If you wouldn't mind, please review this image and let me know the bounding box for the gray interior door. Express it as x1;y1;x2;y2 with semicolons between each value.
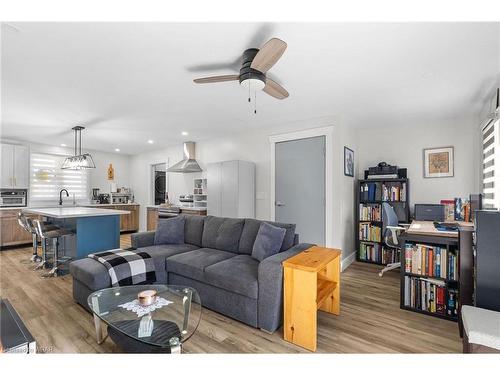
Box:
275;136;325;245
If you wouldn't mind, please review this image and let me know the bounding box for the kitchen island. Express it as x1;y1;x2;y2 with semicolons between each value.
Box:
22;206;129;259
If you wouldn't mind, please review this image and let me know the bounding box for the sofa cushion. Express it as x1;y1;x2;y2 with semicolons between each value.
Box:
140;244;199;271
167;248;236;282
201;216;245;253
184;215;205;247
154;216;185;245
239;219;296;255
251;222;286;262
204;255;259;299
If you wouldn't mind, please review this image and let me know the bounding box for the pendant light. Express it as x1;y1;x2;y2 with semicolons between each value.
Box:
61;126;96;169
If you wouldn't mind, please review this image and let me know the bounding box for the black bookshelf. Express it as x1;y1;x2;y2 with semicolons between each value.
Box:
399;234;460;322
356;177;410;265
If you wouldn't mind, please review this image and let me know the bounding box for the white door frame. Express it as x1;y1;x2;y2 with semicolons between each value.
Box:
269;126;334;247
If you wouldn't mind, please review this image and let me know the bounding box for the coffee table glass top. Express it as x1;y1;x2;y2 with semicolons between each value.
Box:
88;285;201;348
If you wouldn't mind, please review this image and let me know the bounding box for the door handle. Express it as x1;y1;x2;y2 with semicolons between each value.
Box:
275;201;285;207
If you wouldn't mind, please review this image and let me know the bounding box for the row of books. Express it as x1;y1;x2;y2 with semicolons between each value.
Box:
441;198;473;222
359;182;381;202
404;244;458;280
359;223;381;242
381;183;406;202
359;204;381;221
359;242;400;264
403;276;458;317
359;181;407;202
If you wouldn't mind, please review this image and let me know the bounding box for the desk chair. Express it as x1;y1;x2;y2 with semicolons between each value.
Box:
379;202;409;277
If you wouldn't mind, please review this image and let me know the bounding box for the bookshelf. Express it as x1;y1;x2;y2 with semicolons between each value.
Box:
356;178;410;265
193;178;207;209
399;234;460;322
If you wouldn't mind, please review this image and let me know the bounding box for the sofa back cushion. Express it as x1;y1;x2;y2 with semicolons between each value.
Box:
154;215;185;245
201;216;245;253
251;222;286;262
238;218;296;255
183;215;205;247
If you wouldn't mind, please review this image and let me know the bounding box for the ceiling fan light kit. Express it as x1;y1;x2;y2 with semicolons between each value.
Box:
61;126;96;169
193;38;289;106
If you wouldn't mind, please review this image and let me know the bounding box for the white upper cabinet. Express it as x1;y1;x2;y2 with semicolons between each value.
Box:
0;143;29;189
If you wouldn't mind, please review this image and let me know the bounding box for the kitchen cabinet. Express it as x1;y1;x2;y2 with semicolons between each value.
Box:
0;209;39;247
147;207;158;231
207;160;255;218
0;143;29;189
85;204;139;232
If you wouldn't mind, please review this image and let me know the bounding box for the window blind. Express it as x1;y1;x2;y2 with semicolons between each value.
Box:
30;152;89;201
482;119;499;208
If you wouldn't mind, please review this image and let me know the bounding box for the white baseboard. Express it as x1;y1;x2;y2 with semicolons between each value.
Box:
341;251;356;272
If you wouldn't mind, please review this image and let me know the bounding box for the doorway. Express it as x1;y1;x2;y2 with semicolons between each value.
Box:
152;163;166;205
274;136;326;245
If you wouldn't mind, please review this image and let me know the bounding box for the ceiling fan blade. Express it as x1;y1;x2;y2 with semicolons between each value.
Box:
250;38;287;73
263;78;289;100
193;75;239;84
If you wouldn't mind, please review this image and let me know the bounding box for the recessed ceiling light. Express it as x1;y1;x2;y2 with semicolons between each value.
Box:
115;148;120;152
60;143;67;147
147;140;154;144
181;131;189;136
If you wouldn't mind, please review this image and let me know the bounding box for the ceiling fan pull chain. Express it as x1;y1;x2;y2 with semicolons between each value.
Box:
254;91;257;114
248;81;251;102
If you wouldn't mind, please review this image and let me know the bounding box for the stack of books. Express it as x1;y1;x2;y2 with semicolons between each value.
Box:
359;204;381;221
403;276;458;318
359;223;381;242
359;182;380;201
359;243;399;264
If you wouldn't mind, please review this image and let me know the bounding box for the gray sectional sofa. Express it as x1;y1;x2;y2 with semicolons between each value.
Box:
70;215;312;333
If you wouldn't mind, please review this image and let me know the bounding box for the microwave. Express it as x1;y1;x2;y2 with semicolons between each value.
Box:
0;189;27;207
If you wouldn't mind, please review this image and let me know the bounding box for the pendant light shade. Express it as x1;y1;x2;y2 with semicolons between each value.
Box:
61;126;96;169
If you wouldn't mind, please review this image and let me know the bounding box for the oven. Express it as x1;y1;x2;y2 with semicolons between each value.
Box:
0;189;27;207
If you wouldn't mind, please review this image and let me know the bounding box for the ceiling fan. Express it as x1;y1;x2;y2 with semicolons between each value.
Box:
193;38;289;100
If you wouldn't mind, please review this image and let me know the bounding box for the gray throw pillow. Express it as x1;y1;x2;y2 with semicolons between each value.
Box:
251;222;286;262
154;215;185;245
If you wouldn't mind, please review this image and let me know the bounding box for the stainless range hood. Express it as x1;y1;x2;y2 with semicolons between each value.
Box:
167;141;202;173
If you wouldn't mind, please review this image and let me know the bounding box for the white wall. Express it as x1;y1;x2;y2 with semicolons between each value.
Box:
356;117;479;210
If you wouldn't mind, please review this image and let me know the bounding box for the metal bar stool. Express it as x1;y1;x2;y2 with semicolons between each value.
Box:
32;219;74;278
17;212;42;264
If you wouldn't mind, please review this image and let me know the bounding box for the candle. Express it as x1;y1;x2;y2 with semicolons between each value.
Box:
138;290;157;306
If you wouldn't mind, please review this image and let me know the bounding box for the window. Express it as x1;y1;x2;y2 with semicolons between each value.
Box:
482;119;499;209
30;152;89;202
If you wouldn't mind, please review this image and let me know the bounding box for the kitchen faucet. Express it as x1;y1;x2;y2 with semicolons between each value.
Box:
59;189;69;205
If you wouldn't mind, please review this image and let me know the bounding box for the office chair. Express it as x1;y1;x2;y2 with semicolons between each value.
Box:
379;202;410;277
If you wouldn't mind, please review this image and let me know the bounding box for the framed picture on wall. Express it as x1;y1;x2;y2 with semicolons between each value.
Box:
344;146;354;177
423;146;454;178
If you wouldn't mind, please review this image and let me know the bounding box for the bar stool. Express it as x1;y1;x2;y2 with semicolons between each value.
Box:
32;219;74;278
17;212;41;264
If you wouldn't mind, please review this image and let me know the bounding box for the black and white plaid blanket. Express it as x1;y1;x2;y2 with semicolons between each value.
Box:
88;248;156;287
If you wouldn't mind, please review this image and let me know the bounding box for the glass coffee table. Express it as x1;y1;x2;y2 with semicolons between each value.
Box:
87;285;201;353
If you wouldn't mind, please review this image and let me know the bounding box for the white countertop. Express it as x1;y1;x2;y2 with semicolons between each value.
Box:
23;206;130;219
147;205;207;212
84;203;139;207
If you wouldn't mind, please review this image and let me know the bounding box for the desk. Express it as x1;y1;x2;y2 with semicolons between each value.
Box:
407;220;474;238
401;220;474;328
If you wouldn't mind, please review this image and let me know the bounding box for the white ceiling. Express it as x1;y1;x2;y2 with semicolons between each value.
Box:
1;22;499;154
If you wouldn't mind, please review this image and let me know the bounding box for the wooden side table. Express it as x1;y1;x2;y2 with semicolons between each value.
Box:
283;246;341;351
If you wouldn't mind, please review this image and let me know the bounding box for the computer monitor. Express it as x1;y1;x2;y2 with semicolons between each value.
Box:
414;204;445;222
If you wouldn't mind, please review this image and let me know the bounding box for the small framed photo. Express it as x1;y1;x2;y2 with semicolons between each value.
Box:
344;146;354;177
423;146;454;178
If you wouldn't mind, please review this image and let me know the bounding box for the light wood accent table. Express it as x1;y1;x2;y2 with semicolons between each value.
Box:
283;246;341;352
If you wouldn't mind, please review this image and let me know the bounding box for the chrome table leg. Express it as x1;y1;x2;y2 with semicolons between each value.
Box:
169;337;182;354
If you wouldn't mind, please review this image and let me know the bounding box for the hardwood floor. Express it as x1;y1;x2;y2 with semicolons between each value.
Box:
0;235;461;353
